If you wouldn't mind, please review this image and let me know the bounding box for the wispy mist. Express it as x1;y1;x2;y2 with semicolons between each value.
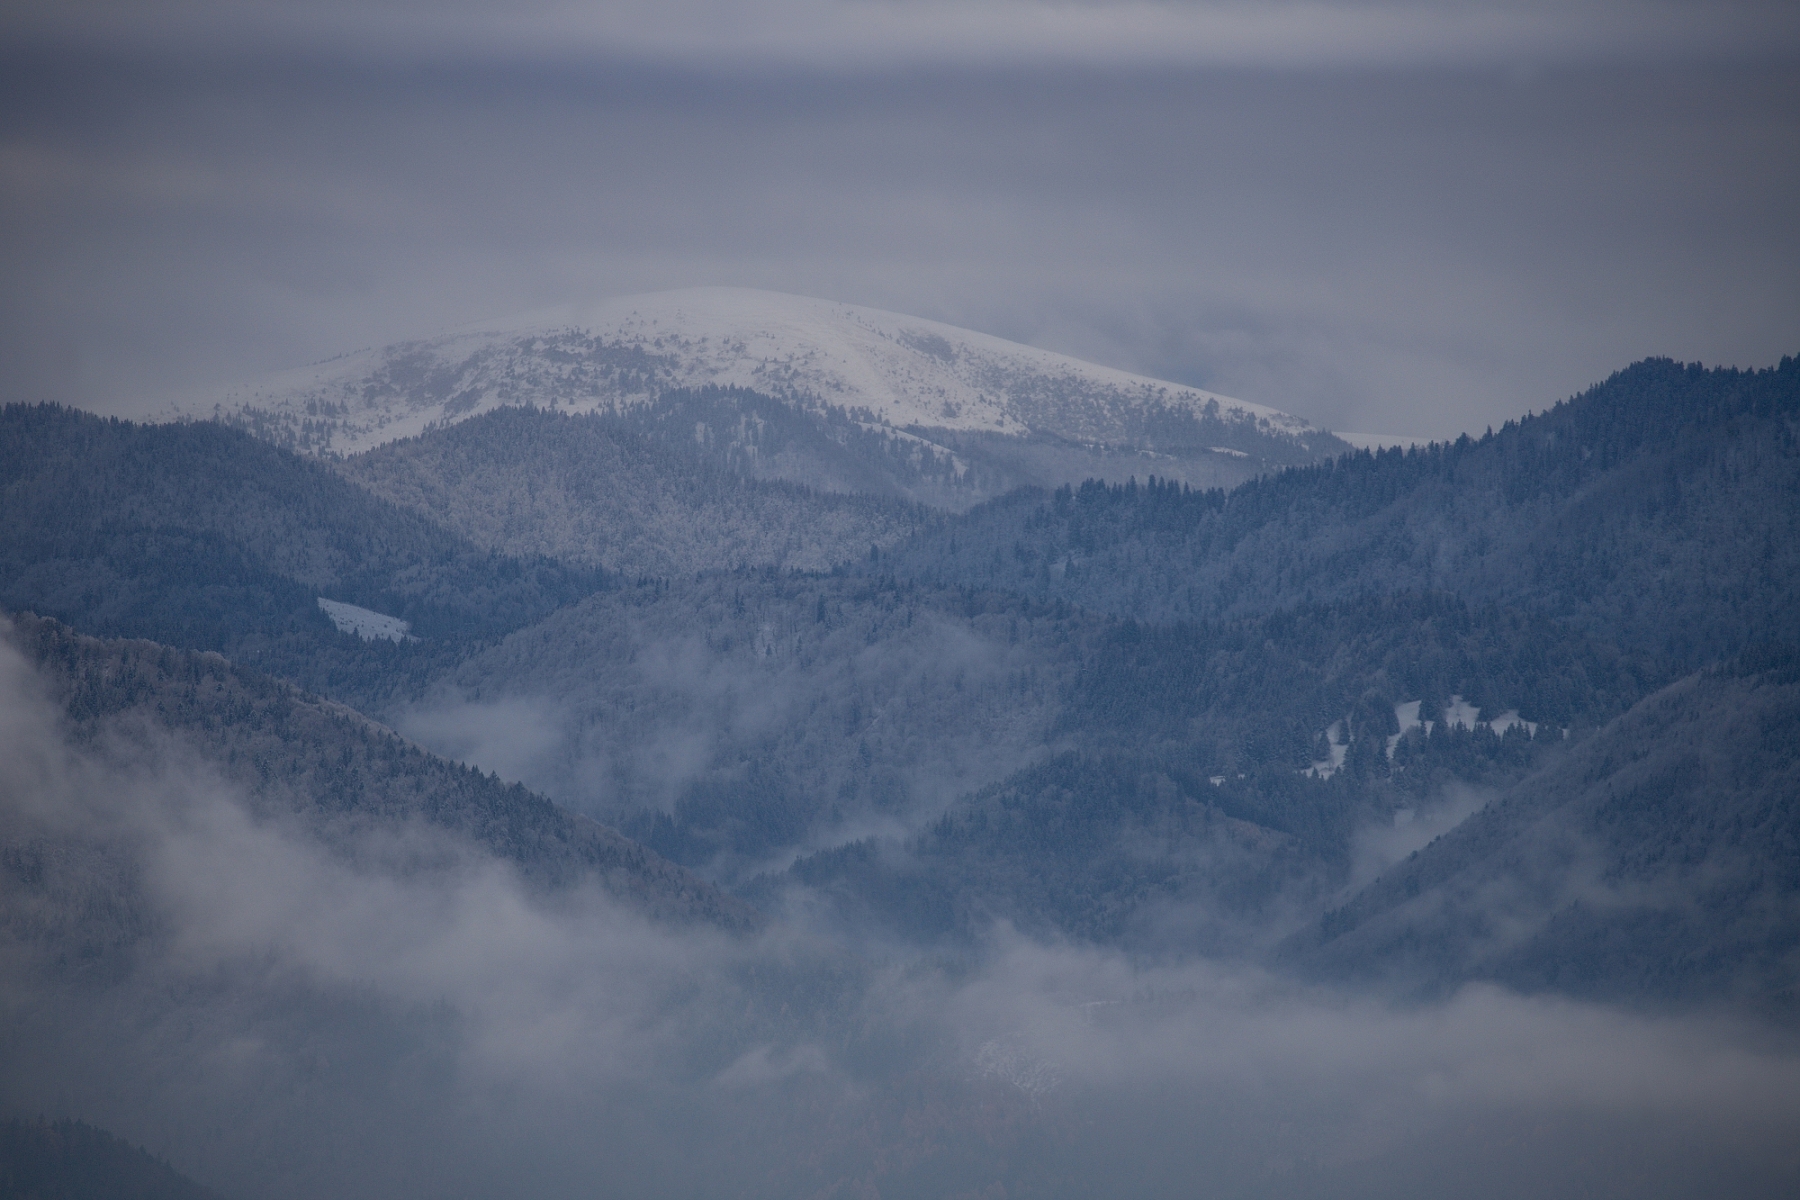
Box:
393;581;1063;866
5;633;1799;1198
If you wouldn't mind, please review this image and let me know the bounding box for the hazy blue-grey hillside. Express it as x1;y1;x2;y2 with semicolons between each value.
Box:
0;613;754;943
1289;646;1800;1010
4;354;1799;1199
574;383;1311;508
398;574;1078;878
751;593;1651;953
0;1117;225;1200
590;384;1026;508
339;404;928;576
393;571;1651;928
0;404;605;654
872;358;1800;664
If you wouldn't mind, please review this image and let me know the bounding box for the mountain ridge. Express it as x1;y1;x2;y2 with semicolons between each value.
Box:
865;356;1800;663
3;358;1793;997
183;287;1349;505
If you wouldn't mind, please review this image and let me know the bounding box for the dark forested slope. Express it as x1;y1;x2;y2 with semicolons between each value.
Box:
5;357;1793;1009
0;613;755;942
873;357;1800;663
412;568;1647;950
1288;646;1800;1009
0;1117;225;1200
0;404;604;655
759;595;1637;953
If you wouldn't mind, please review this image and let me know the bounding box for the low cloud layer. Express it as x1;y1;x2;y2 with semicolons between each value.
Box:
5;634;1800;1198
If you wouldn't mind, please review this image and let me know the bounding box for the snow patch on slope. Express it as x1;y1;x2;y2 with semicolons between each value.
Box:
1304;720;1350;779
318;598;414;643
1309;696;1539;781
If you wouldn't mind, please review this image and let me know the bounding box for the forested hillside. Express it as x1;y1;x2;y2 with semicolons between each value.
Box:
872;358;1800;663
4;350;1799;1199
0;405;605;658
0;1117;225;1200
339;404;927;576
749;593;1650;951
1288;646;1800;1009
398;573;1080;876
396;570;1649;934
0;613;755;945
5;358;1791;1002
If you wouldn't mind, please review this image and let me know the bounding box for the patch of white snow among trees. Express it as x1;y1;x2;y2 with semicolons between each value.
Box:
1305;720;1350;778
1310;697;1541;780
318;598;415;642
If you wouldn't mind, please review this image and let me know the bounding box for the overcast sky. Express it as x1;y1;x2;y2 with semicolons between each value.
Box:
3;2;1797;437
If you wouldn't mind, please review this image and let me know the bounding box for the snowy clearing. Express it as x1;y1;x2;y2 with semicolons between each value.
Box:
318;598;414;642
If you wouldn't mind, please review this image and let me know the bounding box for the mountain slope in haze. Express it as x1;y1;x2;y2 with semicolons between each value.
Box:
871;357;1800;663
0;404;608;700
754;593;1648;953
393;571;1643;917
1289;648;1800;1010
16;329;1800;1197
9;353;1792;1012
339;405;927;577
196;287;1348;504
394;575;1080;876
0;617;862;1200
0;612;755;943
0;1117;226;1200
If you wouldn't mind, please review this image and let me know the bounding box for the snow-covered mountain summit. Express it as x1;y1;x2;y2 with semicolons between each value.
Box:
194;288;1346;504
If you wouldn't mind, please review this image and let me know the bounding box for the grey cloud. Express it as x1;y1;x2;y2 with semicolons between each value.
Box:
12;2;1800;69
3;41;1795;440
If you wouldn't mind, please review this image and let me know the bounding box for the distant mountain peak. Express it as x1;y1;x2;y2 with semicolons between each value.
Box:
179;288;1342;497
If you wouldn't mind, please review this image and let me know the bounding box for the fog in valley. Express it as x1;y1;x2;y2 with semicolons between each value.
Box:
4;2;1799;1196
5;631;1799;1199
